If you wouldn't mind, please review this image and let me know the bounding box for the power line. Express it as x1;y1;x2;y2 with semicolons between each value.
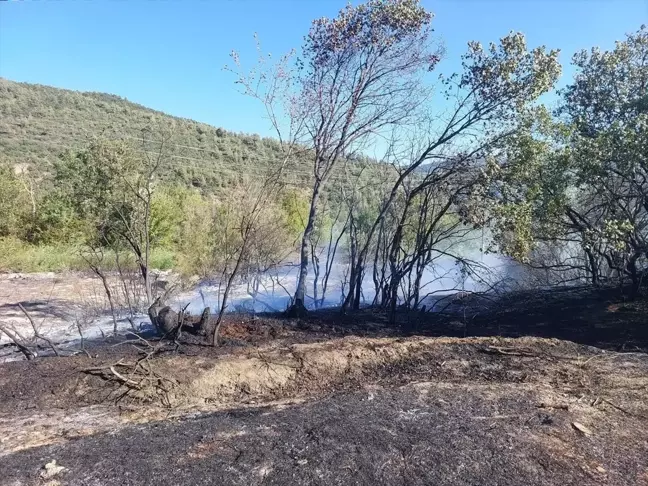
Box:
11;136;307;177
6;137;389;188
8;120;283;157
7;119;387;174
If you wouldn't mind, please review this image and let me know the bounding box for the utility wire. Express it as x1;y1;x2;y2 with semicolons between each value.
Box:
5;137;389;188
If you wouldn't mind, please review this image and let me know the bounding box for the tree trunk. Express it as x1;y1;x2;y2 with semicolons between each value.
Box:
99;273;118;335
388;277;400;325
140;262;153;306
584;248;599;286
351;255;363;310
289;178;321;315
320;224;345;308
213;251;245;345
312;244;320;308
626;251;641;298
342;222;359;311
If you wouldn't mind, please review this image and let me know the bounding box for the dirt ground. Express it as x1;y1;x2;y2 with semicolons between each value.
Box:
0;272;113;319
0;272;133;356
0;275;647;485
1;334;647;485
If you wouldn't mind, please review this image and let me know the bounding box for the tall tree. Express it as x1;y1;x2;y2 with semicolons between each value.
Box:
231;0;439;314
287;0;439;313
341;31;562;311
490;26;647;291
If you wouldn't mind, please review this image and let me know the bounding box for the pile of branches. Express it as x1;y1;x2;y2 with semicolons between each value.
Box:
81;333;180;406
80;299;219;406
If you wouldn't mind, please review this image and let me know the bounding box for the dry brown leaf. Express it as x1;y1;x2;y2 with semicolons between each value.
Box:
40;459;66;479
572;422;593;436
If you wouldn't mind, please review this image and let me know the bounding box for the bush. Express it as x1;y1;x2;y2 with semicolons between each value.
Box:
0;237;85;272
0;237;176;273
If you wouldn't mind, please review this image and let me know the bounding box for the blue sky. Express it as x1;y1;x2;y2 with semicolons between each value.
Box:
1;0;646;137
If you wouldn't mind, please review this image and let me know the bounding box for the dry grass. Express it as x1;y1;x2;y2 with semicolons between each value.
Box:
1;335;646;459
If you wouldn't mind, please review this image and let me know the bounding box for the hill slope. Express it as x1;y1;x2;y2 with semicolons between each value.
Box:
0;78;314;189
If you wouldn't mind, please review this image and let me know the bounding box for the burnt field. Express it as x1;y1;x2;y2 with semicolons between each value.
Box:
0;286;647;486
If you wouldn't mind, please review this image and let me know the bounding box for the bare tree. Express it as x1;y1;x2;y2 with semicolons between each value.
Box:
311;198;349;308
209;171;294;345
17;303;60;357
231;0;439;315
340;31;562;312
0;303;62;360
0;322;36;360
81;245;119;335
114;130;171;306
289;0;440;314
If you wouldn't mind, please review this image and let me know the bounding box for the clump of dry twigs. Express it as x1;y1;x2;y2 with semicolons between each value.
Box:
82;333;179;407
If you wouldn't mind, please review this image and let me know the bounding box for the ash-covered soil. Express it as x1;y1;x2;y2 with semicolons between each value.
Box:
1;334;647;486
1;283;647;485
3;378;647;486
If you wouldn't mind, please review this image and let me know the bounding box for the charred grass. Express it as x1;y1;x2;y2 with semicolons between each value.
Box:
0;287;647;485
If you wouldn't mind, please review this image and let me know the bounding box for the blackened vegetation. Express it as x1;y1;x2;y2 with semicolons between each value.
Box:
296;285;648;352
2;346;647;486
0;285;646;485
148;298;215;341
134;284;648;358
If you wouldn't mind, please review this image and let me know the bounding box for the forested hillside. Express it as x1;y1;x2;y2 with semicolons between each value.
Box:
0;78;387;273
0;78;318;189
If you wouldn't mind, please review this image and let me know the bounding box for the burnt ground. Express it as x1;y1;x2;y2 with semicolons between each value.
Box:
3;377;647;486
299;285;648;351
0;286;647;485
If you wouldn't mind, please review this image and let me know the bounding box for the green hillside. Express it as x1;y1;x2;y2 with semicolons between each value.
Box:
0;78;389;272
0;78;313;189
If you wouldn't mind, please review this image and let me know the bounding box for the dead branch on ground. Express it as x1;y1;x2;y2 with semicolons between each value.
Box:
479;345;539;357
82;333;178;406
17;303;61;357
0;322;37;360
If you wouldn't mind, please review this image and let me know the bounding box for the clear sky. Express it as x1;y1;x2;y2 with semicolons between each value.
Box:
1;0;646;137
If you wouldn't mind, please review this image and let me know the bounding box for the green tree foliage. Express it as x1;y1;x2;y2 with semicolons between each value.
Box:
0;165;29;238
174;194;216;278
280;189;310;240
30;189;91;245
491;25;647;289
150;186;205;249
51;140;143;246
